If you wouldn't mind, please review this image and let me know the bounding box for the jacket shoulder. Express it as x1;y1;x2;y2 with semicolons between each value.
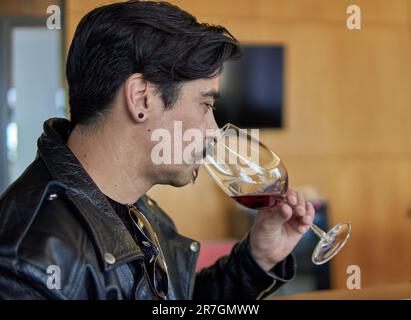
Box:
0;158;93;298
0;157;53;253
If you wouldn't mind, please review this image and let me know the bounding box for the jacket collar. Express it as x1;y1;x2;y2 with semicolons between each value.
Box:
37;118;144;270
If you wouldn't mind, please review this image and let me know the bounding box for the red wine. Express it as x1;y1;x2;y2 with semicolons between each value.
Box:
232;192;284;210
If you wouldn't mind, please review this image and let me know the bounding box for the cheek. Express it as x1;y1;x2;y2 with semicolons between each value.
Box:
179;111;207;134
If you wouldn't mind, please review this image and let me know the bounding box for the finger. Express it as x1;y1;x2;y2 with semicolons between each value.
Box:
286;189;298;207
298;201;315;225
301;215;313;225
296;191;305;208
277;204;293;223
295;191;306;217
306;201;315;221
297;224;311;235
259;203;293;227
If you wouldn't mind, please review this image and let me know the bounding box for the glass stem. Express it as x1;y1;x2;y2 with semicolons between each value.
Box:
310;224;333;242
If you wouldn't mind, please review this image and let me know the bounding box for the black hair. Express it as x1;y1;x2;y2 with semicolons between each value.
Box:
66;0;241;127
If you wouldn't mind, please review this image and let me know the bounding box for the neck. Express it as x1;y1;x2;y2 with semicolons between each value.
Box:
67;121;153;205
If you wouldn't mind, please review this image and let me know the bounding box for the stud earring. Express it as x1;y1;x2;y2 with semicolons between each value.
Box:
138;113;144;119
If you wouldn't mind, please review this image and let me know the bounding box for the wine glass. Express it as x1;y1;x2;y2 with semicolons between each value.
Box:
203;123;351;265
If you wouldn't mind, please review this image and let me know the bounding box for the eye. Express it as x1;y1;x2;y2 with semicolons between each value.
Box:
203;103;216;111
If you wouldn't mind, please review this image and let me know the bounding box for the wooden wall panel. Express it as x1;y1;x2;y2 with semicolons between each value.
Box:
284;155;411;287
172;0;410;24
0;0;57;17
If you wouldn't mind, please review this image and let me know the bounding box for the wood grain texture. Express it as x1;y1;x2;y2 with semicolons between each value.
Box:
0;0;57;17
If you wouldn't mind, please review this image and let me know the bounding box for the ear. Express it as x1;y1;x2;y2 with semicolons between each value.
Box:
124;73;149;123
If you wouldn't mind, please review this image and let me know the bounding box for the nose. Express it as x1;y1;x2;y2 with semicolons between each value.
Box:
206;113;220;142
209;112;219;131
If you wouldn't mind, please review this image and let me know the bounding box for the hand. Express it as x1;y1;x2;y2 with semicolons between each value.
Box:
249;189;315;272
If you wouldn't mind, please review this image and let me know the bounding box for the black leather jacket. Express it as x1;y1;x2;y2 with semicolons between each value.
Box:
0;118;296;300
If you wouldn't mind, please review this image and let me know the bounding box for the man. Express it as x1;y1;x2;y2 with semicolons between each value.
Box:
0;1;314;299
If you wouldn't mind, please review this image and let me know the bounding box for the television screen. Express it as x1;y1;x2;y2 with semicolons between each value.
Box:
214;45;284;129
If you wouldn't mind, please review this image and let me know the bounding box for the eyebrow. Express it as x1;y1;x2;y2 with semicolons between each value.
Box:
201;90;220;100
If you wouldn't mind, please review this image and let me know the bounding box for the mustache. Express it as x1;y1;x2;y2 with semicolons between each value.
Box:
192;140;214;163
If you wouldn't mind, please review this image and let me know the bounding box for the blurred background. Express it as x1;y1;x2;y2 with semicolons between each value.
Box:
0;0;410;296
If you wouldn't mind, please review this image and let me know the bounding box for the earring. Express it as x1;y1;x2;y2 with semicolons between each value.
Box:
138;113;144;119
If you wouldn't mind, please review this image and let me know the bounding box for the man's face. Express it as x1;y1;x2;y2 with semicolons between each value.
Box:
146;77;220;187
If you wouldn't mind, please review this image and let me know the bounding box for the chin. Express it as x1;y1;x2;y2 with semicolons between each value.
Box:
169;175;192;187
157;165;199;188
170;180;190;188
171;167;199;187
